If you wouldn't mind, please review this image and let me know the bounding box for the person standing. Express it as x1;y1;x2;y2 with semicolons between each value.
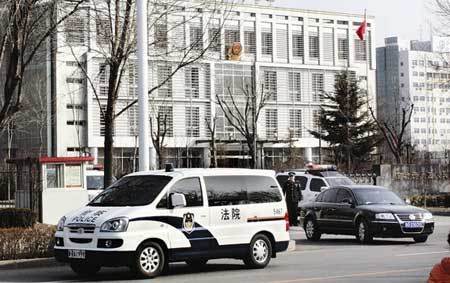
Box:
283;172;301;226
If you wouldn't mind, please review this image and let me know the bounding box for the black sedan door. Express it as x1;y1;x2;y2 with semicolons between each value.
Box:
332;188;358;233
316;188;338;233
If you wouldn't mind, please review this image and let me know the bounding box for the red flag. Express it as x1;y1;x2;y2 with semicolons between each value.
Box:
356;11;367;40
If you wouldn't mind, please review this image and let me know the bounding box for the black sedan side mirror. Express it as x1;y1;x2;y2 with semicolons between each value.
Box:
342;198;355;207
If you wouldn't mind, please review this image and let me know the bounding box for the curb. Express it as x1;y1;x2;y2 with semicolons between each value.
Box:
0;257;64;270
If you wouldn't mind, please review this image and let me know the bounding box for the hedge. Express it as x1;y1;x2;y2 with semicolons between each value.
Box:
0;224;56;260
410;194;450;207
0;208;36;228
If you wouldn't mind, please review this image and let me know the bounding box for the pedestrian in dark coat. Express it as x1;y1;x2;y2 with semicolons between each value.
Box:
283;172;301;226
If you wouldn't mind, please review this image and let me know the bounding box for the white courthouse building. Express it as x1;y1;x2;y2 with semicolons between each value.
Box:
5;0;376;172
377;36;450;158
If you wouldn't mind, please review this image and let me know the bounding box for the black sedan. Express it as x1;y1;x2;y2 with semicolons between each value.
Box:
299;185;434;243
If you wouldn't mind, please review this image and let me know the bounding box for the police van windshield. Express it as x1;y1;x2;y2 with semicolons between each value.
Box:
325;177;354;187
89;175;172;206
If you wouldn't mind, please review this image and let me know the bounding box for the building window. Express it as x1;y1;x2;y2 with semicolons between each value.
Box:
354;38;367;61
322;29;334;62
155;19;168;49
66;78;83;84
67;104;84;110
338;32;349;60
224;28;240;49
289;109;302;138
67;120;86;126
96;17;111;46
157;65;172;97
312;73;324;102
156;106;173;137
309;29;319;59
65;9;87;46
244;28;256;55
190;25;203;50
186;107;200;137
292;28;304;58
185;67;200;98
208;28;221;52
288;72;301;101
266;109;278;139
263;71;277;101
128;61;137;96
128;105;138;136
312;109;320;131
99;105;114;136
261;30;273;55
276;25;288;59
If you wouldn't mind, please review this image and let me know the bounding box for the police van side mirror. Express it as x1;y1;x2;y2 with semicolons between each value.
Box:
320;186;329;192
170;193;186;208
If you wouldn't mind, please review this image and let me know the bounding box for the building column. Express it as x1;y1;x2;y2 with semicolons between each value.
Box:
304;147;313;163
203;147;210;168
149;147;156;170
90;147;98;164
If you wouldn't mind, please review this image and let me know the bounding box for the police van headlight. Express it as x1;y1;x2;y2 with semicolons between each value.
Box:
56;216;66;231
100;218;129;232
375;213;395;220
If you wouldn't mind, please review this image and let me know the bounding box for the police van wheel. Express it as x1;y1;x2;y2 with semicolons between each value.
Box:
70;262;100;277
134;241;166;278
186;259;208;268
243;234;272;269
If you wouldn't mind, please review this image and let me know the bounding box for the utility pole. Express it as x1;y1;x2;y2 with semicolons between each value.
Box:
137;0;149;171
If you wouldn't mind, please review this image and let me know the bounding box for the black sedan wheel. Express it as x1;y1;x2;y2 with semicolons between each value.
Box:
356;219;373;244
304;218;321;241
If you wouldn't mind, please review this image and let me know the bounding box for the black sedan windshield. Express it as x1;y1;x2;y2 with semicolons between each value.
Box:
89;175;172;206
353;188;404;205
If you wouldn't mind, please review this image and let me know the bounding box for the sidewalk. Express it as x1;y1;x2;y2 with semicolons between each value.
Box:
0;257;64;270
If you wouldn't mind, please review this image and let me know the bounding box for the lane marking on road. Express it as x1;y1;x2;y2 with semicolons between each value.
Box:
288;247;363;255
270;267;431;283
396;251;449;257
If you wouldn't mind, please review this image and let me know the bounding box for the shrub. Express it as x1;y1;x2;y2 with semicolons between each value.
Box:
0;224;56;260
0;208;36;228
410;193;450;207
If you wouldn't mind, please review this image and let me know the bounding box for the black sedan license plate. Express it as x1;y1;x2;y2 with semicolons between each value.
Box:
404;221;424;228
68;249;85;259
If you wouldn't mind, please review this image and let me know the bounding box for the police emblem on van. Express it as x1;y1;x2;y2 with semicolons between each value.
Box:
182;213;195;234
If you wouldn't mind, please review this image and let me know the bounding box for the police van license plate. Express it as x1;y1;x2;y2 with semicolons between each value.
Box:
404;221;424;228
68;249;85;259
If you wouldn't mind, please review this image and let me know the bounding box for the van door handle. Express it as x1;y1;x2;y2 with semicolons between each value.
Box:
200;215;207;218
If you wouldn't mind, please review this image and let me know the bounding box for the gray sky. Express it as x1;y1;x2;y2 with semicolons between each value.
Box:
273;0;433;47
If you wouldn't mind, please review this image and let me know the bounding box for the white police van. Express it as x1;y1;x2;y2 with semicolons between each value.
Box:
54;167;290;278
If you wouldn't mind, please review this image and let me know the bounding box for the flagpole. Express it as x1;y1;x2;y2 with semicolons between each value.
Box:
137;0;150;171
364;9;370;109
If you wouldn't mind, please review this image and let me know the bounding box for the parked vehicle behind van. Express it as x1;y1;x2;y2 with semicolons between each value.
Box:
276;165;353;204
54;168;290;278
85;170;116;201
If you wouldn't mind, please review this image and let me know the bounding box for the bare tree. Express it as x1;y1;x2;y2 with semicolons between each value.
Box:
69;0;231;186
0;0;83;131
369;104;414;164
149;101;170;170
215;66;271;169
205;114;218;168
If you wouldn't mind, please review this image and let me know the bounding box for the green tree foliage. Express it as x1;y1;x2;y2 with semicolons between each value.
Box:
310;71;380;170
